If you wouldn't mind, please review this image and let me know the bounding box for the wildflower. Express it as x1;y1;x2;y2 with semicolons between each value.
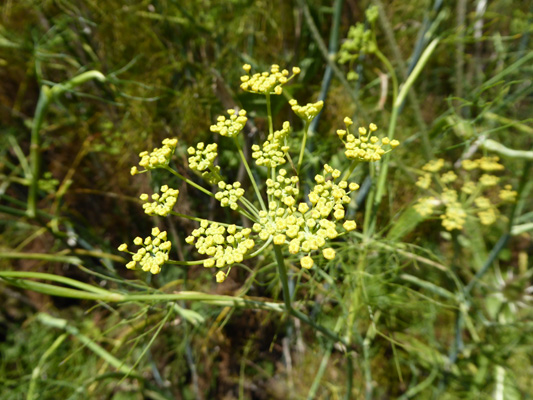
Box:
441;202;467;231
240;64;300;95
300;256;314;269
216;271;227;283
422;158;445;173
215;181;245;210
133;138;178;174
210;109;248;138
125;63;392;282
414;197;438;217
338;123;399;162
140;185;179;216
322;248;336;260
187;142;223;184
479;174;500;187
416;173;431;189
185;220;254;269
251;122;291;168
499;185;517;202
118;228;171;274
414;156;515;231
343;220;357;231
289;99;324;122
478;156;504;171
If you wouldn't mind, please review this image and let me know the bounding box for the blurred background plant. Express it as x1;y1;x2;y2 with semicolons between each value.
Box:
1;0;532;399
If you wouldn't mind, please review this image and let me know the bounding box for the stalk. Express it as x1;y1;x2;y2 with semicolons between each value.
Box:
368;39;440;235
273;245;348;346
163;166;214;198
27;71;105;218
297;121;310;175
233;137;267;211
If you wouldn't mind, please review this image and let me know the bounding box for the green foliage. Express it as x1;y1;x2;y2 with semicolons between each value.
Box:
1;0;533;399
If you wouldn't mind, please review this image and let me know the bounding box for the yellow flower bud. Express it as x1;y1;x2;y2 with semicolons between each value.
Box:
343;220;357;231
273;234;286;245
216;271;226;283
300;256;314;269
322;248;336;260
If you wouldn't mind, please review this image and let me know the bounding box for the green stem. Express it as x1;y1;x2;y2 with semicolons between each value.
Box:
239;196;261;219
265;93;274;136
0;252;82;264
342;159;360;181
374;48;398;106
297;121;310;175
363;164;377;237
163;166;214;198
395;39;440;108
27;71;106;218
27;88;50;218
246;236;273;258
37;313;134;375
233;137;267;211
273;245;348;345
166;259;205;266
0;271;284;310
27;333;68;400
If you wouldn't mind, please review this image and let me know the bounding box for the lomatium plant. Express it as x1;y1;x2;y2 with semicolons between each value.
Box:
119;64;399;310
413;156;517;231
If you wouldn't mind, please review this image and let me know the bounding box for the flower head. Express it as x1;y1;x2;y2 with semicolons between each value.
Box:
119;228;171;274
240;64;300;95
338;122;399;162
133;138;178;174
414;156;515;231
140;185;179;216
210;109;248;138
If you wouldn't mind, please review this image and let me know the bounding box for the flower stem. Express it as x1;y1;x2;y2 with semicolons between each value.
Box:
342;159;360;181
163;166;214;198
233;137;267;212
297;121;310;175
273;245;348;345
166;259;206;266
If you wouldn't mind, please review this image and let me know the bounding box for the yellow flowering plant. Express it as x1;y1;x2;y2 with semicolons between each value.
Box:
413;156;517;231
118;63;400;344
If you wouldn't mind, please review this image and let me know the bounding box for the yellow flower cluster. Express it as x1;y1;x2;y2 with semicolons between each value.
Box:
462;156;505;171
131;138;178;175
251;121;291;168
240;64;300;95
499;185;517;202
440;189;467;231
289;99;324;122
210;109;247;138
215;181;245;210
140;185;179;216
118;227;171;274
414;157;516;231
185;221;254;268
266;168;299;207
337;120;399;162
123;64;389;282
187;142;222;184
251;165;358;266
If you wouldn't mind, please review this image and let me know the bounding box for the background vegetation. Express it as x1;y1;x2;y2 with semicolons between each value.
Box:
1;0;532;399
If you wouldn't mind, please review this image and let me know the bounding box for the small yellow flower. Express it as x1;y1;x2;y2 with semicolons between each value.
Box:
216;271;226;283
118;243;128;252
343;220;357;231
322;248;336;260
300;256;314;269
273;234;286;245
